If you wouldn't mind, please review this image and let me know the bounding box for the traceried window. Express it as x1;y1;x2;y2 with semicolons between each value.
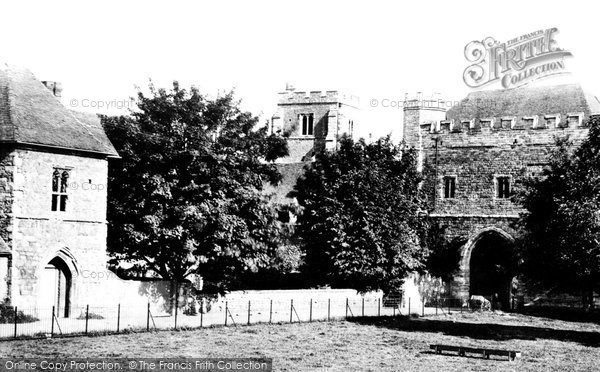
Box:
443;176;456;199
496;176;511;199
52;169;70;212
300;114;314;136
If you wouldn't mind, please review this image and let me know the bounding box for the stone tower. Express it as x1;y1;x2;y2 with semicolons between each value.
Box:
271;86;361;164
402;94;447;171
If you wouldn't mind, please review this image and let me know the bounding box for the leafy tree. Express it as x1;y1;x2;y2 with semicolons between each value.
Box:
294;136;430;293
515;117;600;309
424;223;463;283
102;82;288;295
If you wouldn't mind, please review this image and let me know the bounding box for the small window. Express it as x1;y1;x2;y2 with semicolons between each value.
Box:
443;177;456;199
301;114;314;136
496;176;511;199
545;117;556;128
51;169;69;212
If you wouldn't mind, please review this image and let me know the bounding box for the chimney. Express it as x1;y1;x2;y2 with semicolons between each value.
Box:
41;81;62;98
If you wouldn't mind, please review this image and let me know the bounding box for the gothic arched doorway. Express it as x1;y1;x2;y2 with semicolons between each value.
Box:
468;230;516;310
38;256;73;317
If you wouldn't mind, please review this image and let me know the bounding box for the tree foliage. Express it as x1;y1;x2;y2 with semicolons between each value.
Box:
424;224;464;283
295;137;430;293
102;82;288;293
515;117;600;307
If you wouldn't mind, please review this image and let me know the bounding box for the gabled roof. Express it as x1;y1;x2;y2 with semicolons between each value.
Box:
446;84;600;121
0;63;118;157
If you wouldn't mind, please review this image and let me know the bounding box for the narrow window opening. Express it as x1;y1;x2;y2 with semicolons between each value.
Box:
497;176;510;198
443;177;456;199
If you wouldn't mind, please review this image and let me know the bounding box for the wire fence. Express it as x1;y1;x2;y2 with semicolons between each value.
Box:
0;295;425;340
2;294;598;340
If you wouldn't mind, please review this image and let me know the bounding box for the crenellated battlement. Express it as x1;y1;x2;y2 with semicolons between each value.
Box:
417;112;593;136
278;89;360;107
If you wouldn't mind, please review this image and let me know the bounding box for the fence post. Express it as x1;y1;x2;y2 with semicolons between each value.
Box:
51;306;55;337
117;304;120;333
309;299;313;322
422;300;425;317
378;298;381;317
362;298;365;317
85;305;89;334
247;300;251;325
269;300;272;324
147;302;150;331
448;299;451;315
225;301;228;326
327;299;330;321
435;300;438;316
345;298;348;319
13;306;17;338
409;297;411;316
200;308;203;328
290;300;293;323
393;306;396;317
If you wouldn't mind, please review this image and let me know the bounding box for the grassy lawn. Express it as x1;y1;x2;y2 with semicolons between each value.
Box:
3;312;600;371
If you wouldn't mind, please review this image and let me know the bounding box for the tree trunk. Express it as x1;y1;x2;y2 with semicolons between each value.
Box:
169;280;178;315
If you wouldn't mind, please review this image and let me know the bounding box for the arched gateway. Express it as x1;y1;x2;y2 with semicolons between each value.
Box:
457;227;517;310
38;249;79;317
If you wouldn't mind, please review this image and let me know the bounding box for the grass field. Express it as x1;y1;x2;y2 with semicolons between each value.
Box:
3;312;600;371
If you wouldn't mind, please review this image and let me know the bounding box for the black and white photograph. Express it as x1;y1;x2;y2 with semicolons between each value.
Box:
1;1;599;370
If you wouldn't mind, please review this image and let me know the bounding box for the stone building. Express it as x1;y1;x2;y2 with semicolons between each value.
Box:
0;64;118;316
403;84;600;308
266;86;361;204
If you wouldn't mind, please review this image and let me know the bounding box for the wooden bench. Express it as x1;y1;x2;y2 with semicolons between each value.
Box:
430;344;521;361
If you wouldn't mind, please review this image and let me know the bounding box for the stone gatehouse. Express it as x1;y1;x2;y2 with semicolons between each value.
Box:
403;84;600;308
0;64;119;315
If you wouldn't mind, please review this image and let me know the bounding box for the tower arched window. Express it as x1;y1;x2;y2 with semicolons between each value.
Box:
301;113;314;136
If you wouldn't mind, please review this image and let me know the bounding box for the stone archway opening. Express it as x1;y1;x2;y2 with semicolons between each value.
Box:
39;256;73;317
469;231;516;310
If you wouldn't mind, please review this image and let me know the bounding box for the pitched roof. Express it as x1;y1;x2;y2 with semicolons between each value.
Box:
446;84;600;121
0;63;118;157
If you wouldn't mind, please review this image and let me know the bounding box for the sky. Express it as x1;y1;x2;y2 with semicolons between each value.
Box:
0;0;597;140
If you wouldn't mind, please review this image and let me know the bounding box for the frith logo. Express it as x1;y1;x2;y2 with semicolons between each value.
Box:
463;28;572;89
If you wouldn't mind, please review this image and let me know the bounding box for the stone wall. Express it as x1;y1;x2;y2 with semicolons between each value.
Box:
0;149;14;248
0;148;14;301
